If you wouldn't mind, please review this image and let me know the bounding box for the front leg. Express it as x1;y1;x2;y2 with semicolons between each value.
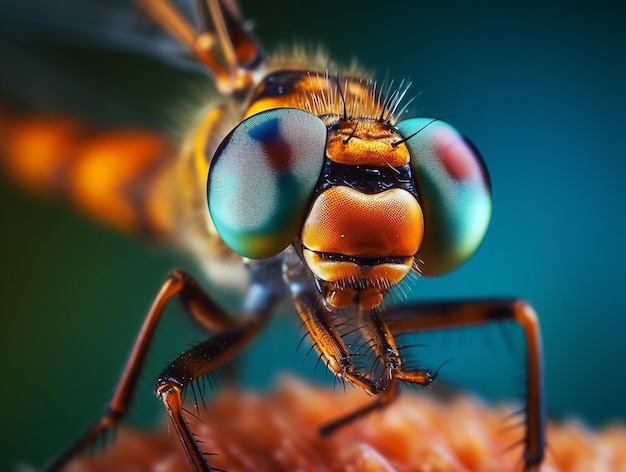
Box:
47;256;283;472
284;248;435;435
155;258;284;472
156;314;269;472
295;288;378;393
386;298;545;471
47;269;237;472
291;288;434;435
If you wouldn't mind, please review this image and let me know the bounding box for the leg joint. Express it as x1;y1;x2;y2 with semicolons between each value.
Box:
155;376;184;402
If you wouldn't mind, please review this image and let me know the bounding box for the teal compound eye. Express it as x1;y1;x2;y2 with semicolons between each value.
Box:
208;108;327;259
396;118;492;277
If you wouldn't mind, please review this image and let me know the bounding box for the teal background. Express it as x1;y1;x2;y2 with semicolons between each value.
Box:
1;0;625;470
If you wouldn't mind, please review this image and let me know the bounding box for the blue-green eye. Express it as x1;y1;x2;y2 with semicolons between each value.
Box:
396;118;492;276
208;108;326;259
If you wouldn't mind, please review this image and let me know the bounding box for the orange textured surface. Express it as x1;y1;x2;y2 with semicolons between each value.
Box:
325;120;409;167
301;187;423;257
63;378;626;472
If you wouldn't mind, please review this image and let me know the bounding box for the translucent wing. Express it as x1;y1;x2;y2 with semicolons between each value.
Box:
0;0;204;73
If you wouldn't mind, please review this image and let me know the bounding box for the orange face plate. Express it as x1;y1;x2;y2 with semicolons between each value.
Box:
302;186;423;258
301;186;423;309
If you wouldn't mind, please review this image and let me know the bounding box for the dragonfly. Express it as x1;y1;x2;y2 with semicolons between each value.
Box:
0;0;546;471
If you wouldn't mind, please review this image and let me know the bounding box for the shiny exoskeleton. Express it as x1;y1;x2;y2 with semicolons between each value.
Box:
8;1;543;471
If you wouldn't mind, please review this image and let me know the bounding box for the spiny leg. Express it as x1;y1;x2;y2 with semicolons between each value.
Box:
47;269;238;472
156;314;269;472
153;257;284;472
385;298;545;472
321;308;434;435
360;308;435;387
294;289;378;390
293;288;434;436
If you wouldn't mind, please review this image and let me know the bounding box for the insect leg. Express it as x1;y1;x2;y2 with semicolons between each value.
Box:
152;258;284;472
46;269;243;472
292;289;417;439
294;290;379;394
138;0;262;94
360;308;434;387
385;298;545;472
320;309;434;436
156;313;269;472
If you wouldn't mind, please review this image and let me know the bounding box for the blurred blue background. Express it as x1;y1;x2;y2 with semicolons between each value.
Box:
1;0;624;470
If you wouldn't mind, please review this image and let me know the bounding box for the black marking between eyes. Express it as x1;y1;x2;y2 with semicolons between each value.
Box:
316;160;419;199
317;252;413;267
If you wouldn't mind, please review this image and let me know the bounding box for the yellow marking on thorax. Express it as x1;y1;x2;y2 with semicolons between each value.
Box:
193;107;226;189
173;103;249;290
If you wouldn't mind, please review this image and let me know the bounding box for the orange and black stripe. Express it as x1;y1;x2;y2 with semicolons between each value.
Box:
0;108;178;240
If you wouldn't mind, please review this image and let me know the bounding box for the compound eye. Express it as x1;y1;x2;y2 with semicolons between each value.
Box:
396;118;492;276
208;108;326;259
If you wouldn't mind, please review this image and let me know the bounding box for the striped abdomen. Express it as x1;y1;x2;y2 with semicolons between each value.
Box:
0;109;179;241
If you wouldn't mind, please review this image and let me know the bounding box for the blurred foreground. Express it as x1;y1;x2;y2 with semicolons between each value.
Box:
58;377;626;472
